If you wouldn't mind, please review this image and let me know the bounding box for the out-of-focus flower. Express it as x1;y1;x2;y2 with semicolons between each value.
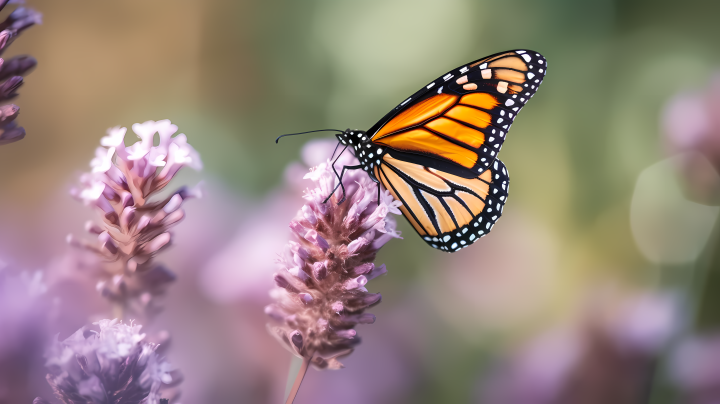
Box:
663;74;720;166
0;1;41;145
201;139;342;303
663;74;720;204
34;319;180;404
69;120;202;320
671;332;720;404
630;156;719;265
265;149;402;370
426;210;560;337
479;291;678;404
0;263;51;403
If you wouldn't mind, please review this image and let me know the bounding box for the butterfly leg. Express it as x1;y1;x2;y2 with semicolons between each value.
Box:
377;182;380;206
322;164;363;204
328;144;349;185
330;140;343;160
324;145;349;203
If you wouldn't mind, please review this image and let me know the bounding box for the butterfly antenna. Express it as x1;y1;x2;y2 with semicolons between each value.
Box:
275;129;344;144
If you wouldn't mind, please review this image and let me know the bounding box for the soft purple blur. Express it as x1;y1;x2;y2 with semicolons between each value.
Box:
663;73;720;203
671;333;720;404
0;264;50;403
479;291;679;404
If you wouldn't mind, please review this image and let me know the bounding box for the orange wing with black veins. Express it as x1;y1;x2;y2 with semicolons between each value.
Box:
369;50;546;176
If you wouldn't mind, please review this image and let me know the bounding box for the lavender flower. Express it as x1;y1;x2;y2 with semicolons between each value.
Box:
266;152;401;370
69;120;202;320
34;319;179;404
0;0;41;145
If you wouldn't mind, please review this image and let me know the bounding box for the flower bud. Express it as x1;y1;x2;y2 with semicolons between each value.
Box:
302;205;317;225
335;329;356;339
304;229;329;251
344;275;368;290
312;261;327;280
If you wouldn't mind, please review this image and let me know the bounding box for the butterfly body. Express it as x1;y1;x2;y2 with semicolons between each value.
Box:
331;50;546;252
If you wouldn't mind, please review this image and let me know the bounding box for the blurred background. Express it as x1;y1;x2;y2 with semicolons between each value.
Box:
2;0;720;402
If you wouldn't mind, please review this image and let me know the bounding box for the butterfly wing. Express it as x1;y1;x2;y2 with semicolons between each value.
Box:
374;151;509;253
368;50;546;178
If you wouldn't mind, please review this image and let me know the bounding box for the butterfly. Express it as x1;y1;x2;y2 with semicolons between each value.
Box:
280;50;547;252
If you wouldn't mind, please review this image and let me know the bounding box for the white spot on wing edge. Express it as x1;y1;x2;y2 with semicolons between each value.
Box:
459;66;469;74
521;54;532;62
426;82;435;89
400;97;412;106
443;73;453;81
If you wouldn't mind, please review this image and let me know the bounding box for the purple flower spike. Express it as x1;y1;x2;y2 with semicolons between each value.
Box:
34;319;179;404
266;154;401;369
69;121;202;321
0;1;39;145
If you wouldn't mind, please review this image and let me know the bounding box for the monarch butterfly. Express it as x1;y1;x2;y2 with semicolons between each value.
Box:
280;50;547;252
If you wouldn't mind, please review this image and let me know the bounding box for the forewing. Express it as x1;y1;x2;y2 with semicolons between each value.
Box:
374;151;510;253
368;49;546;178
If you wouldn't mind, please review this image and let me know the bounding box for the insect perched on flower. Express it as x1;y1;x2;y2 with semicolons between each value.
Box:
278;50;547;253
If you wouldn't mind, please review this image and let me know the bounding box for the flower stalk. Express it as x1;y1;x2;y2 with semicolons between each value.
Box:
285;355;312;404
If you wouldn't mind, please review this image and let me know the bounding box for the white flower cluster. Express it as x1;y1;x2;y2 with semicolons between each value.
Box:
76;119;202;209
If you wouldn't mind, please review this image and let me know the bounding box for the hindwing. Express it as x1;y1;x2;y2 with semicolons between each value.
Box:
373;151;510;252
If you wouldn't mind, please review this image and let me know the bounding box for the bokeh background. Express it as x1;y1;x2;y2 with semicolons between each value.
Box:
2;0;720;402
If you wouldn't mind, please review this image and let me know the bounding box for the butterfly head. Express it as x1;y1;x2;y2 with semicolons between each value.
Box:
336;129;370;159
336;129;368;148
336;129;386;172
